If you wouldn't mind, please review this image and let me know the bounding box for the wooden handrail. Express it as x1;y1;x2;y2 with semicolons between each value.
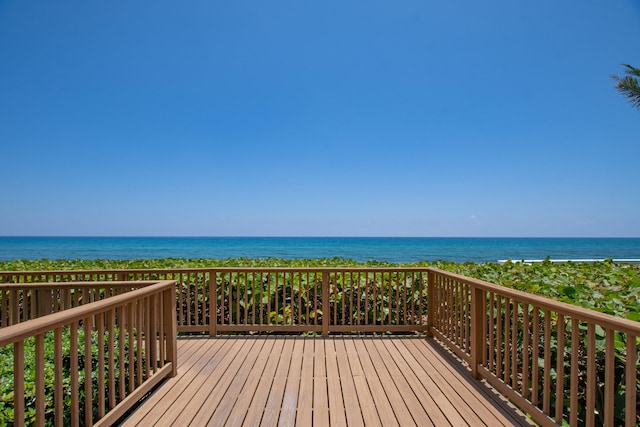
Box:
3;266;638;425
0;280;175;345
0;280;177;426
428;267;640;335
427;267;639;427
0;280;158;290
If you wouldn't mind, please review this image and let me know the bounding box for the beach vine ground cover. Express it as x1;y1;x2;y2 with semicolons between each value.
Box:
0;258;638;426
1;257;638;319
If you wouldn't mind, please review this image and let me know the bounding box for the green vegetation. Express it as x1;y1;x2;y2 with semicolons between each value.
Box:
0;327;145;427
1;257;639;319
1;258;638;426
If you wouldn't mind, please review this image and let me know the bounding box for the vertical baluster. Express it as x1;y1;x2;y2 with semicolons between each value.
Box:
15;340;24;427
35;333;45;427
570;318;579;426
10;289;19;325
555;314;565;424
235;272;241;326
455;279;461;345
341;271;346;326
626;334;637;427
489;292;495;373
118;305;126;403
178;273;184;328
242;271;249;325
107;309;115;409
55;327;63;426
504;298;511;383
274;272;279;326
586;323;596;427
145;296;152;377
450;278;455;338
512;300;518;389
128;303;135;393
258;272;269;325
522;302;530;399
532;308;540;406
371;272;377;326
136;299;143;387
466;282;472;354
603;329;614;427
402;272;407;326
439;275;444;332
357;271;363;326
314;272;319;327
195;272;201;327
84;315;93;427
71;322;79;427
460;281;465;348
152;294;158;373
350;271;355;326
298;272;304;326
381;272;393;325
97;312;106;418
543;310;552;415
158;294;165;367
1;289;7;327
251;272;256;325
184;273;191;327
322;271;329;336
394;272;401;326
453;279;459;345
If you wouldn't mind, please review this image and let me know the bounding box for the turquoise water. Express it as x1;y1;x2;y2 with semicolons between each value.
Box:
1;236;640;263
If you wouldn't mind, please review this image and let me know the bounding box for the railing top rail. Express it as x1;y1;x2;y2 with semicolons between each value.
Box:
0;267;431;275
428;267;640;335
209;267;431;273
0;280;159;290
0;280;176;346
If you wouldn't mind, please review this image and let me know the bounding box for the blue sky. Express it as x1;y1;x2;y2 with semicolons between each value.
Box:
1;0;639;237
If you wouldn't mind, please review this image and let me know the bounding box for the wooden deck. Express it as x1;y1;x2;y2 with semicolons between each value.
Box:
120;336;535;426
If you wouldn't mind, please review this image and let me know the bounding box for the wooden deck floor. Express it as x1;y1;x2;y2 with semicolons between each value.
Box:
120;336;535;426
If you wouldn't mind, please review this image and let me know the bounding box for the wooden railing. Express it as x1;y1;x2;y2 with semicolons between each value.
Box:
0;280;177;427
0;281;159;327
3;267;639;425
427;268;640;427
1;268;430;335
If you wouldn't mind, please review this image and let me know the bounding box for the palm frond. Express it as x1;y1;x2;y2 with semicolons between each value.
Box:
621;64;640;78
612;64;640;110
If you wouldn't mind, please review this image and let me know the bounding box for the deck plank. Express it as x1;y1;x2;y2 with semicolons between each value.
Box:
122;337;234;425
367;338;434;427
325;337;347;427
295;338;314;426
277;338;303;427
313;338;330;427
225;337;280;426
352;338;400;426
161;340;253;426
205;338;271;426
342;337;381;427
384;338;459;427
245;337;291;426
121;336;535;427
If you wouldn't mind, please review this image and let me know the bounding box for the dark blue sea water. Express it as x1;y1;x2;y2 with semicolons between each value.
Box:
1;237;640;263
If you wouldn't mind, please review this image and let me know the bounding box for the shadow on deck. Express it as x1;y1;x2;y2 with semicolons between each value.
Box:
120;336;535;426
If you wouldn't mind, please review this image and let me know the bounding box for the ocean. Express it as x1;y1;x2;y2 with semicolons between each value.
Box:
1;236;640;263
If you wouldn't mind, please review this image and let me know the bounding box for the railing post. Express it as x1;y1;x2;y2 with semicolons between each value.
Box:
209;270;217;337
164;283;178;377
322;272;329;337
35;289;53;318
470;285;485;379
427;270;435;337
